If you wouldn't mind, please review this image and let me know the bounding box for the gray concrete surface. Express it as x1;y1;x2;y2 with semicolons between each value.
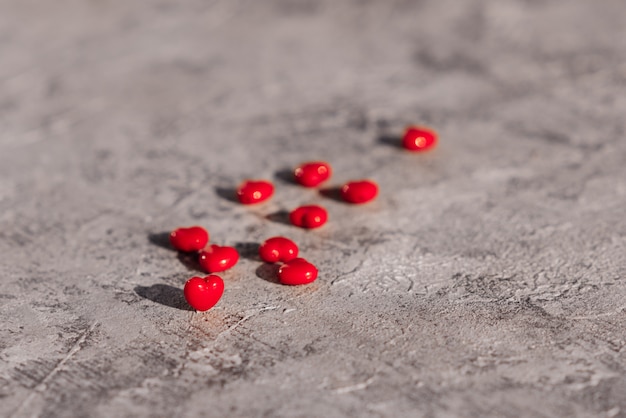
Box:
1;1;626;417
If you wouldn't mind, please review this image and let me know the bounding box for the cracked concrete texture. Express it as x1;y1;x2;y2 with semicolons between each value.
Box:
1;0;626;417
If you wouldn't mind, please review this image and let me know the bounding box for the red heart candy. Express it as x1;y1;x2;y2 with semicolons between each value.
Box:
237;180;274;204
199;244;239;273
294;161;332;187
289;205;328;229
259;236;299;263
169;226;209;252
402;126;437;152
340;180;378;204
183;275;224;311
278;258;318;285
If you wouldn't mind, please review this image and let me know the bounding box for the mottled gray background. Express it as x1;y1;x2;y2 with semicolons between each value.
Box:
1;1;626;417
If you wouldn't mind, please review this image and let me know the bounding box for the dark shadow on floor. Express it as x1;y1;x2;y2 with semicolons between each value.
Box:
215;186;239;203
135;284;192;311
148;232;172;250
255;263;281;284
319;187;344;203
234;241;260;261
378;134;402;149
266;210;292;226
274;168;297;185
177;252;204;273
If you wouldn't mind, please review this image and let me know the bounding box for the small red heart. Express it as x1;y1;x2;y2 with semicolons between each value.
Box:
259;236;299;263
340;180;378;204
294;161;332;187
278;258;318;286
199;245;239;273
169;226;209;252
402;126;437;152
289;205;328;229
237;180;274;204
183;275;224;311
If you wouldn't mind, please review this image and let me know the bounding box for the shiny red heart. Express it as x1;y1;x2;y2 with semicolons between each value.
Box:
340;180;378;204
259;236;299;263
237;180;274;204
183;275;224;311
199;245;239;273
289;205;328;229
169;226;209;252
278;258;318;286
294;161;332;187
402;126;437;152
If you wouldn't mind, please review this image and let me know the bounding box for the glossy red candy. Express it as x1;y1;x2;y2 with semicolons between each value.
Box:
199;245;239;273
402;126;437;152
278;258;318;285
340;180;378;204
183;275;224;311
169;226;209;252
289;205;328;229
259;236;299;263
237;180;274;204
294;161;332;187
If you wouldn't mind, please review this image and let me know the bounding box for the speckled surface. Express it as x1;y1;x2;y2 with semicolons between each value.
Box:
1;1;626;417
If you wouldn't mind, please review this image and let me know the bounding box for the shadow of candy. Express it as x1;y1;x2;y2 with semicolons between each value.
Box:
377;134;402;149
148;232;172;250
215;186;240;203
234;241;261;261
177;252;204;273
274;168;297;185
318;187;344;203
255;263;281;285
265;210;292;226
148;232;205;272
134;284;192;311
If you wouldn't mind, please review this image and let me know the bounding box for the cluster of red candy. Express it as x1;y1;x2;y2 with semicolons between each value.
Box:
167;126;437;311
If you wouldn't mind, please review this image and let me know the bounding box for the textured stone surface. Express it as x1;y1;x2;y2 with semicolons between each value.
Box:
1;1;626;417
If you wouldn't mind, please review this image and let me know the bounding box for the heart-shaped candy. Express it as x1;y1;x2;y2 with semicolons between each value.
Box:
237;180;274;204
183;275;224;311
294;161;332;187
340;180;378;204
402;126;437;152
259;236;299;263
278;258;318;285
289;205;328;229
199;245;239;273
169;226;209;252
